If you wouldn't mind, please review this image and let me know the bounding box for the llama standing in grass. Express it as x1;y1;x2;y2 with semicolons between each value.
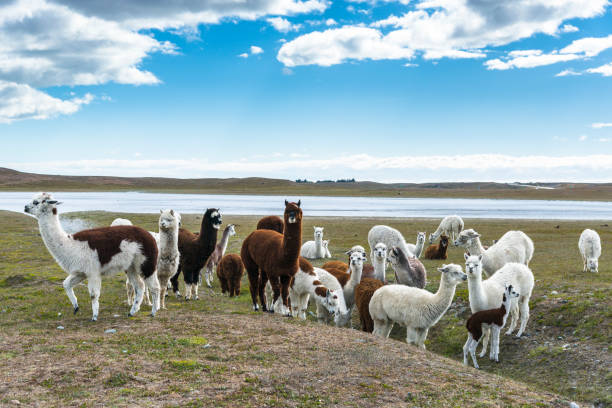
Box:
25;193;160;320
579;229;601;273
388;246;426;288
355;242;387;332
241;200;302;314
217;253;244;297
156;209;180;310
368;225;416;260
288;257;342;320
173;209;222;300
301;227;330;259
454;229;534;277
369;264;467;348
464;284;520;368
424;235;449;260
429;215;464;243
464;254;534;357
256;215;284;233
202;224;236;288
407;232;427;259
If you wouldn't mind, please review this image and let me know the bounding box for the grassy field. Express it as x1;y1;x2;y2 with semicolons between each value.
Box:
2;167;612;201
0;210;610;407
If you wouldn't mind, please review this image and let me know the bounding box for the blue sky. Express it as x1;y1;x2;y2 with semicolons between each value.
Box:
1;0;612;182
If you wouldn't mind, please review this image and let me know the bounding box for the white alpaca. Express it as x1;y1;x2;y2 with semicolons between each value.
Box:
202;224;236;288
406;232;426;259
301;227;330;259
579;229;601;273
454;229;534;277
428;215;464;243
369;264;467;348
313;267;350;326
288;268;341;320
323;240;332;258
25;193;160;321
464;254;534;357
368;225;414;259
342;250;366;315
372;242;388;282
463;284;520;368
157;209;181;310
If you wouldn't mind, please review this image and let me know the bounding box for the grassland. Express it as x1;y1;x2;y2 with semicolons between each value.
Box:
2;167;612;201
0;210;610;407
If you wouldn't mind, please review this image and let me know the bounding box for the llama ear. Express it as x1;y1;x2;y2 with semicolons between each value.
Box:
285;199;289;206
477;254;483;261
170;209;175;216
464;253;469;261
160;209;163;214
297;200;301;208
313;226;316;231
345;249;351;255
437;265;447;273
47;200;60;205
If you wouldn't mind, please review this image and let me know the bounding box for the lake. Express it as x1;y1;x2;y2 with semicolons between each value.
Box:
2;192;612;220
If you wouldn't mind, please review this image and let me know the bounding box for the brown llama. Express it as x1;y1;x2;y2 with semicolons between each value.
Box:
322;260;376;280
171;208;222;300
354;277;384;332
322;260;348;272
217;253;244;297
424;235;449;260
241;200;302;314
256;215;284;233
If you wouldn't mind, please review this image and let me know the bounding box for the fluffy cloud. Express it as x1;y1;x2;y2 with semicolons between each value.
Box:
279;0;609;67
592;122;612;128
277;26;414;67
560;34;612;56
560;24;579;33
267;17;302;32
586;62;612;76
485;50;580;70
250;46;264;55
0;81;93;123
556;69;582;77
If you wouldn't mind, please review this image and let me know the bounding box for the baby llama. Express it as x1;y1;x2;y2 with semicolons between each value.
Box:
25;193;159;320
369;264;467;348
217;253;244;297
301;226;330;259
464;285;520;368
424;235;449;260
579;229;601;273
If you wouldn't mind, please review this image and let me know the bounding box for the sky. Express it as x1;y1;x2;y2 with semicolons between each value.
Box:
1;0;612;183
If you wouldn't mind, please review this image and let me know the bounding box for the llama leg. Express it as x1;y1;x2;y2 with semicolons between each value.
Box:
145;273;161;317
417;328;429;349
406;327;418;346
280;275;291;316
63;274;85;314
127;270;145;316
268;275;280;313
171;268;181;297
125;279;134;306
246;269;260;311
158;275;169;309
516;296;530;337
470;340;480;369
505;302;520;335
479;328;490;358
143;281;152;306
87;275;102;321
489;328;498;361
205;265;213;288
463;336;472;366
193;283;199;300
260;271;270;312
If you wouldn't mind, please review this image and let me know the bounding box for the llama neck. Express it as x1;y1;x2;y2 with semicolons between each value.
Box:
37;212;73;262
372;256;386;282
218;228;232;255
282;222;301;261
429;277;458;321
348;263;363;288
159;227;178;258
314;234;324;257
467;272;487;311
466;238;485;255
414;238;425;258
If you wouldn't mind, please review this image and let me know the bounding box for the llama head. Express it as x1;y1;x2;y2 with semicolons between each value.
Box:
332;292;351;326
464;253;484;278
417;232;426;244
349;250;366;268
204;208;222;230
321;288;339;315
346;245;365;255
159;209;180;231
373;242;388;261
313;226;323;239
226;224;236;236
504;284;520;302
454;229;480;247
284;200;302;224
24;192;62;217
440;235;449;248
388;246;407;268
586;257;599;273
322;240;329;249
437;264;467;285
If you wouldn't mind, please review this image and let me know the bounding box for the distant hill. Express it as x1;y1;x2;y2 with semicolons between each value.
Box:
1;168;611;201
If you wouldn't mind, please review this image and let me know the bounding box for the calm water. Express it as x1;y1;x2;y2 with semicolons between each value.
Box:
2;192;612;220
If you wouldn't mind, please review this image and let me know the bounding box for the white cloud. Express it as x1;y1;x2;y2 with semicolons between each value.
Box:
325;18;337;26
238;53;249;58
579;135;588;141
267;17;302;33
250;45;264;55
592;122;612;128
404;62;418;67
0;81;93;123
598;138;611;142
423;49;485;60
282;67;294;75
556;69;582;77
560;34;612;57
277;26;414;67
587;62;612;77
485;50;579;70
560;24;579;33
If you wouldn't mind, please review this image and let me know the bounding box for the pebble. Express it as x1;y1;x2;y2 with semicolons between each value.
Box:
57;325;64;330
113;314;120;318
562;344;571;350
122;350;128;353
551;290;559;295
57;312;62;317
202;343;211;349
355;338;367;343
10;400;20;405
105;329;117;334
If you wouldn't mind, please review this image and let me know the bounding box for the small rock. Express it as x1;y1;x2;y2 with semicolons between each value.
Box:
551;290;558;295
57;325;64;330
122;350;128;353
569;402;579;408
57;312;62;317
10;400;20;405
355;338;367;343
558;336;563;340
105;329;117;334
562;344;571;350
113;314;120;318
202;343;211;349
560;300;569;304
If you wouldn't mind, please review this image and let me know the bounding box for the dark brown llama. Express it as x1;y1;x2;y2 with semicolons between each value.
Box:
256;215;284;233
354;277;384;332
217;253;244;297
241;200;302;314
424;235;449;260
171;208;222;300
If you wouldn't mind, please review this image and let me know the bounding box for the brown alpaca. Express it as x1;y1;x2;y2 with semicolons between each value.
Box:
354;277;384;332
424;235;449;260
322;260;348;272
361;264;376;280
241;200;302;313
256;215;284;233
217;253;244;297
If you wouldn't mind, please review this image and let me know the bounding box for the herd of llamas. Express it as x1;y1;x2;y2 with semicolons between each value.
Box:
24;193;603;369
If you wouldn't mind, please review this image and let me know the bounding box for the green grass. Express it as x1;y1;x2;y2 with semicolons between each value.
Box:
0;209;610;406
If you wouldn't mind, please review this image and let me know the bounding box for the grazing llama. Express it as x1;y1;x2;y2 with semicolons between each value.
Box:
368;225;416;259
464;285;520;368
202;224;236;288
156;209;181;309
429;215;464;243
579;229;601;273
370;264;467;348
25;193;159;320
217;253;244;297
173;209;222;300
288;258;341;320
241;200;302;314
256;215;284;233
